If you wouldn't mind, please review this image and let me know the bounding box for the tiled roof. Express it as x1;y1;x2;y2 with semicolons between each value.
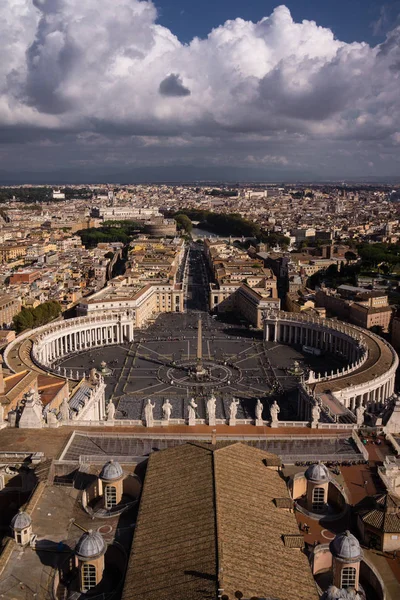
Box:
122;442;217;600
122;442;319;600
360;493;400;533
69;384;91;413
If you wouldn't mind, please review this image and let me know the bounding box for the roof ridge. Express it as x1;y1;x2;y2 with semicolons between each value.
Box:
211;439;224;599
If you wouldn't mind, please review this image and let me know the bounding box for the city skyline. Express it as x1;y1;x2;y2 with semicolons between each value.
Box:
1;1;400;182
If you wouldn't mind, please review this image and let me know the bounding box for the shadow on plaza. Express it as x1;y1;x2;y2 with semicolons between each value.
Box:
222;326;263;339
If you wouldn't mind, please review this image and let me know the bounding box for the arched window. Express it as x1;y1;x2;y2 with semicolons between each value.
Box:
105;485;117;509
341;566;357;589
82;563;97;592
312;487;325;512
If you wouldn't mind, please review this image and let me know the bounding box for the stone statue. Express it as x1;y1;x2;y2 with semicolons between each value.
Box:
229;398;240;425
307;369;317;384
311;400;321;428
59;397;70;421
46;411;58;427
356;402;366;427
270;400;280;428
106;401;116;421
28;388;42;408
89;368;98;384
144;399;155;427
188;398;197;425
207;394;217;426
162;399;172;422
255;399;263;422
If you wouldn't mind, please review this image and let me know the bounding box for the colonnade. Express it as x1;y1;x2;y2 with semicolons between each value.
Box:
265;319;361;364
337;376;396;413
264;311;398;415
28;313;135;373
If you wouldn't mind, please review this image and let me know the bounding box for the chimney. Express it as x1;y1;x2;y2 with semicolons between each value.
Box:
211;429;217;446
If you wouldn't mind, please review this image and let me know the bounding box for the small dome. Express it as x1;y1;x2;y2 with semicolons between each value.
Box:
330;531;362;562
11;511;32;531
99;459;123;481
305;462;330;483
75;530;106;559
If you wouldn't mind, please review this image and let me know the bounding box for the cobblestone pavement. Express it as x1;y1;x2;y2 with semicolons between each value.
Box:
59;310;346;421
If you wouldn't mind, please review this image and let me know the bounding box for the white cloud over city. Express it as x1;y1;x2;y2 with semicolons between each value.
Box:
1;1;400;179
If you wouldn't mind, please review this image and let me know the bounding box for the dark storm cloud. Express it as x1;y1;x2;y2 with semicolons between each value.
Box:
159;73;191;97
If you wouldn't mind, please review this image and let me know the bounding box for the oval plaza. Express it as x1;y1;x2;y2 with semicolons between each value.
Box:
3;302;398;429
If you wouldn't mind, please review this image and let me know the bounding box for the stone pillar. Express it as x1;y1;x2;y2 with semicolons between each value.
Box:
372;387;377;411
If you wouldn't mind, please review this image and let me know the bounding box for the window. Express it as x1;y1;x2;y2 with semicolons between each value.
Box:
105;485;117;508
312;487;325;512
82;563;97;592
341;567;356;589
16;533;22;544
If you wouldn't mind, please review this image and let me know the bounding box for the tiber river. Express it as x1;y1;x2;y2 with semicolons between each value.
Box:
191;227;223;239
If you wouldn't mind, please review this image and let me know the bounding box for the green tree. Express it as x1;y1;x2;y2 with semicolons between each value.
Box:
175;214;193;233
13;301;62;333
345;251;357;263
13;308;34;333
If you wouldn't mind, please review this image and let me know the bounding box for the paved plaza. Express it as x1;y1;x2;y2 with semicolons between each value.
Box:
59;310;345;421
58;243;346;422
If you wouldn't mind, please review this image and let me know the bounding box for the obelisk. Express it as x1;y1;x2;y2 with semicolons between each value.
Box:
197;317;202;363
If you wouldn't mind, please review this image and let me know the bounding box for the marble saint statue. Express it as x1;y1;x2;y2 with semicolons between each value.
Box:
229;398;240;424
270;400;280;427
106;401;116;421
144;399;155;428
207;395;217;425
188;398;197;423
89;368;99;384
162;399;172;422
356;402;366;427
255;399;263;422
311;400;321;428
60;397;70;421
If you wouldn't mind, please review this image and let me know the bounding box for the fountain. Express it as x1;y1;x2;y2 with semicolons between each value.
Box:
98;360;112;376
287;360;305;377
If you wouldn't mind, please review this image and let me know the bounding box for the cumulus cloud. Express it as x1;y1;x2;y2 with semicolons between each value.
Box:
0;1;400;177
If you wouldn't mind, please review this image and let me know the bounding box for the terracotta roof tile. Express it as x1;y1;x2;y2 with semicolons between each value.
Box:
122;443;319;600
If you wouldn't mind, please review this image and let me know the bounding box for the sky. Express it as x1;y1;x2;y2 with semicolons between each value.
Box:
1;0;400;183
